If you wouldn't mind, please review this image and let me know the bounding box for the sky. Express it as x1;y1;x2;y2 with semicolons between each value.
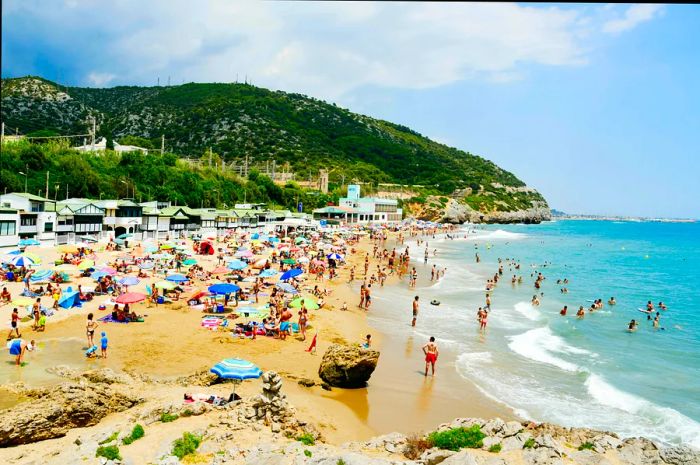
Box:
2;1;699;218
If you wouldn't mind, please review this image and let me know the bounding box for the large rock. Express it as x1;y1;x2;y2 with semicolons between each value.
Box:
318;344;379;388
0;381;141;446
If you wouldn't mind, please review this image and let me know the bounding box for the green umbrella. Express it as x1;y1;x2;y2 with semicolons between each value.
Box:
289;297;319;310
281;258;296;265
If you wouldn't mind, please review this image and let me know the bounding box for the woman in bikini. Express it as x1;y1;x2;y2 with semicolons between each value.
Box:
86;313;98;347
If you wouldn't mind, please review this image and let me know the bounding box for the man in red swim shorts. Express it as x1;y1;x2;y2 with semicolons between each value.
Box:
422;336;439;377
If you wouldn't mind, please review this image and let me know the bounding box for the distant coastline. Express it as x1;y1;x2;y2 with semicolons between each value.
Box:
550;210;697;223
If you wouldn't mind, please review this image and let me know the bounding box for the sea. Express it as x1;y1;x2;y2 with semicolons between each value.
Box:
367;219;700;448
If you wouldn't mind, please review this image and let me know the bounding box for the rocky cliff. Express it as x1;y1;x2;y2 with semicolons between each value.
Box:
410;196;551;224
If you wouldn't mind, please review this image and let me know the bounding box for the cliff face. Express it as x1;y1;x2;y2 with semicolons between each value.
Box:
411;196;552;224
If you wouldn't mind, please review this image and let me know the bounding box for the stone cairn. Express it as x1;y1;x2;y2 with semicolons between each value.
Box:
251;371;293;426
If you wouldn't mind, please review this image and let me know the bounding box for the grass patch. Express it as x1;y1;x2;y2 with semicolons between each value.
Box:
488;443;502;453
181;408;194;417
337;460;347;465
578;442;595;451
95;445;121;461
403;433;434;460
428;426;485;451
296;433;315;446
98;432;118;445
160;412;179;423
122;424;145;445
304;449;312;457
172;432;202;460
523;438;536;449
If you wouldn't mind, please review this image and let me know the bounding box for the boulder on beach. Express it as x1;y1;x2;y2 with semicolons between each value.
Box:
318;344;379;388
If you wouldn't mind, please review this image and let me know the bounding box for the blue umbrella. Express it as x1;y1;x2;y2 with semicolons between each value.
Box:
227;259;248;270
19;239;40;247
116;233;133;240
118;276;140;286
5;249;21;255
210;358;263;398
258;269;278;278
326;253;344;260
29;269;53;282
279;268;303;281
166;274;189;283
208;283;241;295
251;233;261;240
91;271;110;280
9;255;36;267
268;237;280;243
275;282;299;294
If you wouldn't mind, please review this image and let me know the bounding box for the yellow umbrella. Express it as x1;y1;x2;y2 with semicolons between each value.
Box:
12;297;33;306
160;244;174;250
59;244;79;254
54;263;78;272
77;259;95;270
154;280;176;290
22;252;42;264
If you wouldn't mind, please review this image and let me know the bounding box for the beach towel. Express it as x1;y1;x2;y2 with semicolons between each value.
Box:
20;289;41;297
97;314;141;324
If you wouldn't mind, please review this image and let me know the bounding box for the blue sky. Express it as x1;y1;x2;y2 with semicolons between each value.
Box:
3;2;699;218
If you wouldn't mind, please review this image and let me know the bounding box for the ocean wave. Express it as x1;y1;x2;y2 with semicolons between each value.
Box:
585;374;700;448
513;302;541;321
507;327;585;372
469;229;527;241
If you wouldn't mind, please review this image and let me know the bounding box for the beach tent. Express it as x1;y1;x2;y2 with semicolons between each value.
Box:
199;241;215;255
58;290;82;309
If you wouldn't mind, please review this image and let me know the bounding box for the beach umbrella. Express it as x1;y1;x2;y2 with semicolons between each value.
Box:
311;259;325;267
210;358;263;398
54;263;77;272
138;261;155;270
115;292;147;304
116;233;133;240
78;236;98;243
4;249;21;256
211;266;230;275
91;271;110;280
326;253;344;261
29;269;53;282
77;259;95;270
183;258;197;266
155;280;176;290
294;237;308;244
118;276;140;286
149;253;170;260
58;244;79;254
281;258;296;265
290;297;320;310
160;243;175;250
234;250;253;258
208;283;241;295
268;237;280;243
18;238;40;247
227;259;248;270
258;269;278;278
275;283;299;294
100;266;117;275
251;233;261;240
8;255;37;267
145;245;159;253
166;274;189;283
297;257;310;264
279;268;303;281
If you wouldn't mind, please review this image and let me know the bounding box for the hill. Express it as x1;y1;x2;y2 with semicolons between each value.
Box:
1;76;549;221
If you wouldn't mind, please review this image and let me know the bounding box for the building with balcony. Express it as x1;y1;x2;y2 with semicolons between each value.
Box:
0;193;57;244
54;199;105;244
314;184;403;224
96;199;143;238
0;207;19;248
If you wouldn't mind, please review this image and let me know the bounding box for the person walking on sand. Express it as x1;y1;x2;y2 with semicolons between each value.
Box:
412;295;419;327
7;307;21;340
364;284;372;310
422;336;439;377
86;313;98;347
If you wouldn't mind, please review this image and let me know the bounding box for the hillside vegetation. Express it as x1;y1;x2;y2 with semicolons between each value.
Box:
1;76;548;214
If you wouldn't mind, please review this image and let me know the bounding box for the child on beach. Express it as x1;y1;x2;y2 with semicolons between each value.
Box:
100;331;108;358
362;334;372;349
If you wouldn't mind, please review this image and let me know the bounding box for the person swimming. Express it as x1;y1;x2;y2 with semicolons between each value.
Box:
608;297;616;305
658;301;667;311
560;305;567;316
628;319;638;332
576;306;585;318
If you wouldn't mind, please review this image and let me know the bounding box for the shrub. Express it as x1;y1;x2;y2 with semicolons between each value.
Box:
403;433;434;459
337;460;347;465
296;433;315;446
98;432;118;445
160;412;179;423
122;424;145;445
523;438;536;449
181;409;194;417
428;426;485;451
304;449;312;457
488;443;502;453
578;442;595;451
172;432;202;459
95;445;121;461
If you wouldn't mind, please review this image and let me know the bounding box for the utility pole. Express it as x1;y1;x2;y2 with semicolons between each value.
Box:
209;147;212;168
45;171;49;200
161;135;165;155
157;77;160;86
91;116;96;151
66;184;69;200
167;76;171;86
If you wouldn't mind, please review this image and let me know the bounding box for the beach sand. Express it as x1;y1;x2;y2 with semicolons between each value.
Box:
0;232;510;446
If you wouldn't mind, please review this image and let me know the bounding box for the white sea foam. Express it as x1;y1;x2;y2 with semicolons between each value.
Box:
507;327;584;372
513;301;541;321
469;229;527;241
585;374;700;448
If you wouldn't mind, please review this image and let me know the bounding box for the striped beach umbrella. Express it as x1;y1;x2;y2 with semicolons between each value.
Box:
210;358;262;398
8;255;37;267
118;276;140;286
326;253;343;261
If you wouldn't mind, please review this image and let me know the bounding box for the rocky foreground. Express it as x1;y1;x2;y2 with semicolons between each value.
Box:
0;366;698;465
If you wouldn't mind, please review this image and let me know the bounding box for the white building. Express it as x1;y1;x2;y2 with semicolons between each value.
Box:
314;184;402;224
54;199;105;244
0;193;57;244
74;137;148;153
0;206;19;248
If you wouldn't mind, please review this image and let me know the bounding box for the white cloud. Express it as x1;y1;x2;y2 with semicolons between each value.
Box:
4;1;664;100
602;5;664;34
86;72;116;87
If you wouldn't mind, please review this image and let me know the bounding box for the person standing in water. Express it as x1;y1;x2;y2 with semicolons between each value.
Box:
8;338;34;366
412;295;419;327
7;308;21;340
86;313;99;347
422;336;439;377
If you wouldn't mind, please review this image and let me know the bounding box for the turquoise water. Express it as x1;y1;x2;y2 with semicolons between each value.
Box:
369;220;700;447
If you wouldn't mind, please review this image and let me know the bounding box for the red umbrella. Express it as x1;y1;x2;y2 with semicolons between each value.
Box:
115;292;147;304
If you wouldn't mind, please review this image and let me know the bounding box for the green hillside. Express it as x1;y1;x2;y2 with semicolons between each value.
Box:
1;76;548;213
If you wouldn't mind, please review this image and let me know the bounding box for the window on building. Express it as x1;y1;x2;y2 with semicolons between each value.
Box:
20;217;37;226
30;202;44;212
0;220;17;236
44;222;54;232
